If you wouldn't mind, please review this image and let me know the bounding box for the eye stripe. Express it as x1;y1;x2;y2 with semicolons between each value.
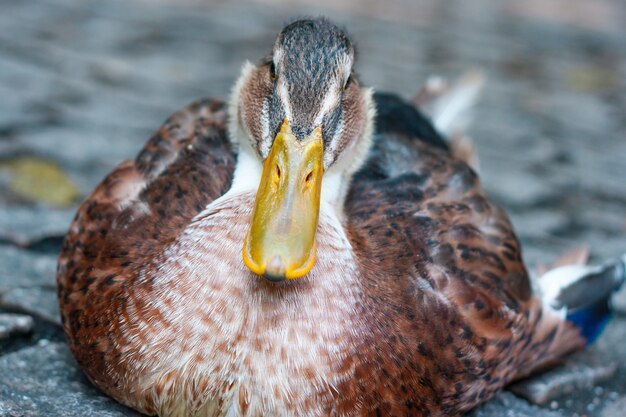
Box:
314;80;340;126
269;62;276;81
260;99;271;156
342;56;353;85
324;116;344;168
273;47;284;69
277;78;293;123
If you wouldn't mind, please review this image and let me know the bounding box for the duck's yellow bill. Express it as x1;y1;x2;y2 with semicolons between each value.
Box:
243;119;323;281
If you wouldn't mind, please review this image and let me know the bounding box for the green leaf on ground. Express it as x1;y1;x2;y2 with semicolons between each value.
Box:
0;157;80;207
567;67;616;92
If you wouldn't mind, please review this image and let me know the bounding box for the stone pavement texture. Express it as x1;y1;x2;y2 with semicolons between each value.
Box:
0;0;625;416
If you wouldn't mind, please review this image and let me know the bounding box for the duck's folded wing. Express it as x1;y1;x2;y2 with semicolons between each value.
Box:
57;99;236;390
60;98;235;266
345;93;529;309
345;129;532;332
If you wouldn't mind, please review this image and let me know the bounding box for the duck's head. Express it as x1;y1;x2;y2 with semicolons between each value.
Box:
229;18;375;282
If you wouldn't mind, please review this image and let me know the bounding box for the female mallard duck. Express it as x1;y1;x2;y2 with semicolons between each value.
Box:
57;18;625;417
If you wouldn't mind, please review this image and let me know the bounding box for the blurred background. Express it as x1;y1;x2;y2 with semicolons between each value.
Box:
0;0;625;416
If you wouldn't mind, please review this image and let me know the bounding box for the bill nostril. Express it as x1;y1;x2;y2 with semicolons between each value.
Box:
273;164;281;188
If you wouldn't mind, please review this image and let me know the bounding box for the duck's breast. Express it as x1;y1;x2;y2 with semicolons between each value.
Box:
117;192;363;417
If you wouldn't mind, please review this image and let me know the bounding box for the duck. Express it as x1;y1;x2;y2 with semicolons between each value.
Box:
56;18;626;417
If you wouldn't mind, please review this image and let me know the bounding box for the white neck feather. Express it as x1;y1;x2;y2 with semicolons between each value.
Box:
228;144;263;196
226;145;345;222
226;61;265;197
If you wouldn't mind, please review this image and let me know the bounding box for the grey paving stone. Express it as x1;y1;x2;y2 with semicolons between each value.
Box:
0;245;57;292
601;396;626;417
0;342;142;417
594;318;626;365
0;287;60;326
509;352;618;405
613;285;626;314
508;209;569;240
487;178;557;209
466;392;564;417
0;222;59;326
0;313;34;340
0;207;73;247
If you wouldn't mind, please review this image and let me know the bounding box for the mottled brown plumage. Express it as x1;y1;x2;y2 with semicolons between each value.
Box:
58;18;588;417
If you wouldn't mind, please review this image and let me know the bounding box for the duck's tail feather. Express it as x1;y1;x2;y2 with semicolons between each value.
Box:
538;253;626;344
413;69;485;136
413;70;485;171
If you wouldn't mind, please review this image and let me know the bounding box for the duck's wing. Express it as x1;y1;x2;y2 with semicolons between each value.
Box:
59;98;234;275
57;99;236;402
343;93;585;413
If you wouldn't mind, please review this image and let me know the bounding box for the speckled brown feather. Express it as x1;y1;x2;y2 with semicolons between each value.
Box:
57;98;236;413
336;118;585;415
58;95;586;417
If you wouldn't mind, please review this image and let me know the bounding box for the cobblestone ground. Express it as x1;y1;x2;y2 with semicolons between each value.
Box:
0;0;625;416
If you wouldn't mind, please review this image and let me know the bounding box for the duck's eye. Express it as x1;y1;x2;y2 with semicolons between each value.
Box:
269;62;276;81
343;74;352;90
